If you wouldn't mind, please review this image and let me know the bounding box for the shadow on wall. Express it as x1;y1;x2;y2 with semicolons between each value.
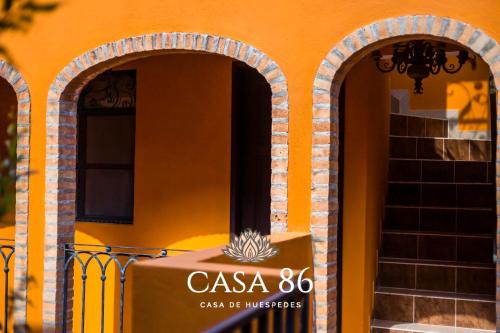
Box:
449;81;490;131
389;57;491;134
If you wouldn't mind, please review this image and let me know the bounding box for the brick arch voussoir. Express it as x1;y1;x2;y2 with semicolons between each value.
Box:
311;15;500;333
43;32;289;331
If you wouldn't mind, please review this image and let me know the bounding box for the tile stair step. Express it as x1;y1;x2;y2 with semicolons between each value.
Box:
382;230;495;239
379;233;495;263
375;287;495;302
384;204;494;210
372;289;496;330
378;257;495;269
377;260;495;296
383;206;496;234
385;182;495;208
371;319;495;333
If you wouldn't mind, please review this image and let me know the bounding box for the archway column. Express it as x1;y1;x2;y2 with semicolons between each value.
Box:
311;15;500;332
43;32;289;332
0;61;32;332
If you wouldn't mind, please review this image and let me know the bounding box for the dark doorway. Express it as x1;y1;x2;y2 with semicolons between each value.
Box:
230;62;272;235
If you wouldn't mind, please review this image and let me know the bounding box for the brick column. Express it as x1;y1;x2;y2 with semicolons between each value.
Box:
0;61;32;332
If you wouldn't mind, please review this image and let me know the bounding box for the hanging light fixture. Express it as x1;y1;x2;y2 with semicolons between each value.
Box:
372;41;475;94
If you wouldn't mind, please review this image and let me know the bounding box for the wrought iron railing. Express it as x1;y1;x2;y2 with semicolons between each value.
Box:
0;239;14;333
61;243;187;333
203;280;311;333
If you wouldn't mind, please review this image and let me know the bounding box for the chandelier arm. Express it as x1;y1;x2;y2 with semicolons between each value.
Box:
430;64;441;75
442;62;464;74
375;60;396;73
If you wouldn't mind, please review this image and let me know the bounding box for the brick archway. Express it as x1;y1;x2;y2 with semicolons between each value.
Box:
0;61;32;331
310;15;500;332
43;32;289;330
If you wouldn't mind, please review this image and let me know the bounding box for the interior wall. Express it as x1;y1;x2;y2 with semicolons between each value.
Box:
0;77;17;228
0;77;16;333
342;56;390;333
389;57;491;132
76;53;233;248
73;53;233;333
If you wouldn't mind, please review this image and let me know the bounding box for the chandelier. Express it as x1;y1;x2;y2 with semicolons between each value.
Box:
372;41;475;94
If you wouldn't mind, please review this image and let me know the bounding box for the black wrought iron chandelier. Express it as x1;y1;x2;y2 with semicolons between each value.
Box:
372;41;475;94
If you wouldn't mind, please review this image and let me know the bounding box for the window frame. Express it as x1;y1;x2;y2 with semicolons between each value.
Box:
76;70;136;224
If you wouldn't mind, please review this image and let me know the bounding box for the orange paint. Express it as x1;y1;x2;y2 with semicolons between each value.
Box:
0;0;495;330
342;56;390;333
389;59;491;132
74;53;232;332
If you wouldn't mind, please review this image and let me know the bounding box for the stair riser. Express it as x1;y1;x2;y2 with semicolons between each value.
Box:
384;207;496;234
378;263;495;295
380;234;494;263
389;160;493;184
390;114;448;138
390;137;491;161
373;293;495;330
386;183;495;208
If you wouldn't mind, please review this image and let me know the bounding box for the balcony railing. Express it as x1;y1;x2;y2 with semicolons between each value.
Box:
0;239;14;333
61;243;187;333
203;280;311;333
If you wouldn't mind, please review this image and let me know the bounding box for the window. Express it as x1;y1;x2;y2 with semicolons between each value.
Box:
76;70;136;223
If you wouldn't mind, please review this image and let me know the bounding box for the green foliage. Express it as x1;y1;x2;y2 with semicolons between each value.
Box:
0;0;59;62
0;112;16;223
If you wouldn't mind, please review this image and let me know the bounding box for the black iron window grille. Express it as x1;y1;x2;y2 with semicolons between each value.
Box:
62;243;187;333
76;70;136;224
203;280;311;333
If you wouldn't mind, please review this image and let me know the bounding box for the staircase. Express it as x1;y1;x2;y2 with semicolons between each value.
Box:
371;114;497;332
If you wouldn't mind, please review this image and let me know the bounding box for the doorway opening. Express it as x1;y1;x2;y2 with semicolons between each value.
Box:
231;62;272;235
338;40;496;332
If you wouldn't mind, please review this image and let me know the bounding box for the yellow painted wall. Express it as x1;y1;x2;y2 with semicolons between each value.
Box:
76;53;232;248
0;0;495;330
132;233;313;333
73;53;232;332
342;56;390;333
389;58;491;131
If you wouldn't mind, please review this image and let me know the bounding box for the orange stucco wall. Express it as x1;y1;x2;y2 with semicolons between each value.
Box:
132;233;313;332
76;53;232;248
73;53;232;332
0;0;496;330
342;56;390;332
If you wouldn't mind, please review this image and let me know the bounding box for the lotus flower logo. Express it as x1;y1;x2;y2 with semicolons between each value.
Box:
222;229;278;263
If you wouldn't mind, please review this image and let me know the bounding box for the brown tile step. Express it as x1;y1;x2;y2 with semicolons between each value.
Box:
383;207;496;234
385;205;494;211
385;182;495;208
372;290;496;330
377;261;495;295
388;159;493;184
382;230;495;239
380;233;495;263
371;319;495;333
389;136;491;161
375;287;495;302
378;257;495;269
390;114;449;138
388;180;494;185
